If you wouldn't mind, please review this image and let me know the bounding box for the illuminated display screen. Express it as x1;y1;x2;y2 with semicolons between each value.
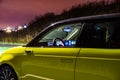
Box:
64;40;76;47
63;27;72;32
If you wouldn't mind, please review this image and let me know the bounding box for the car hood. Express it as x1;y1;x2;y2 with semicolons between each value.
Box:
0;46;26;62
0;47;11;54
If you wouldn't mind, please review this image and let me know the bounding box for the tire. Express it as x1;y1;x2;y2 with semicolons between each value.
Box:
0;65;18;80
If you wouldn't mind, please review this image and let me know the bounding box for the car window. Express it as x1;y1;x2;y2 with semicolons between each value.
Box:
34;23;83;47
77;20;120;48
107;21;120;48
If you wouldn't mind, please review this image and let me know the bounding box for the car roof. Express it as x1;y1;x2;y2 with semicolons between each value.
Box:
51;13;120;26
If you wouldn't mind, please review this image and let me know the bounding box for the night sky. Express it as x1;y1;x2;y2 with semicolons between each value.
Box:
0;0;96;29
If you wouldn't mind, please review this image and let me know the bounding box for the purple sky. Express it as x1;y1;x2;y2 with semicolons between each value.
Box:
0;0;97;29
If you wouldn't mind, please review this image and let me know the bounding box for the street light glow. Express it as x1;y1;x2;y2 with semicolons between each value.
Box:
18;26;23;30
5;27;12;33
23;25;27;28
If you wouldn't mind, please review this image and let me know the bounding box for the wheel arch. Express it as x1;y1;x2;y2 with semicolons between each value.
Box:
0;63;19;80
0;62;21;80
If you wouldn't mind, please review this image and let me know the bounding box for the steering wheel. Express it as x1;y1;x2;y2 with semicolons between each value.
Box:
53;38;65;47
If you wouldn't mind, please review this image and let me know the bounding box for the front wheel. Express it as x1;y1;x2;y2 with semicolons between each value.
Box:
0;65;18;80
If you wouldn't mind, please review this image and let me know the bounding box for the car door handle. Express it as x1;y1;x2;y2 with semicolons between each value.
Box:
25;50;33;54
61;58;73;63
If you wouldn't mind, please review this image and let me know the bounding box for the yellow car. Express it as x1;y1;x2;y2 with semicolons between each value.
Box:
0;13;120;80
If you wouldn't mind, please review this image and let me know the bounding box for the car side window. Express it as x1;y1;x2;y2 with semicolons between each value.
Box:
77;20;120;48
77;22;107;48
107;21;120;48
35;23;83;47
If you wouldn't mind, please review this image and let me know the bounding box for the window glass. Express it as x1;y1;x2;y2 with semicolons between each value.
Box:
77;20;120;48
38;23;83;47
107;21;120;48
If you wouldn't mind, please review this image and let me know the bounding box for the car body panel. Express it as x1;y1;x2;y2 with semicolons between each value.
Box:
1;47;120;80
0;46;26;80
21;47;80;80
76;48;120;80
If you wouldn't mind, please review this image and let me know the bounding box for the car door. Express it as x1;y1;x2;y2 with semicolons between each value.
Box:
21;22;84;80
75;20;120;80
